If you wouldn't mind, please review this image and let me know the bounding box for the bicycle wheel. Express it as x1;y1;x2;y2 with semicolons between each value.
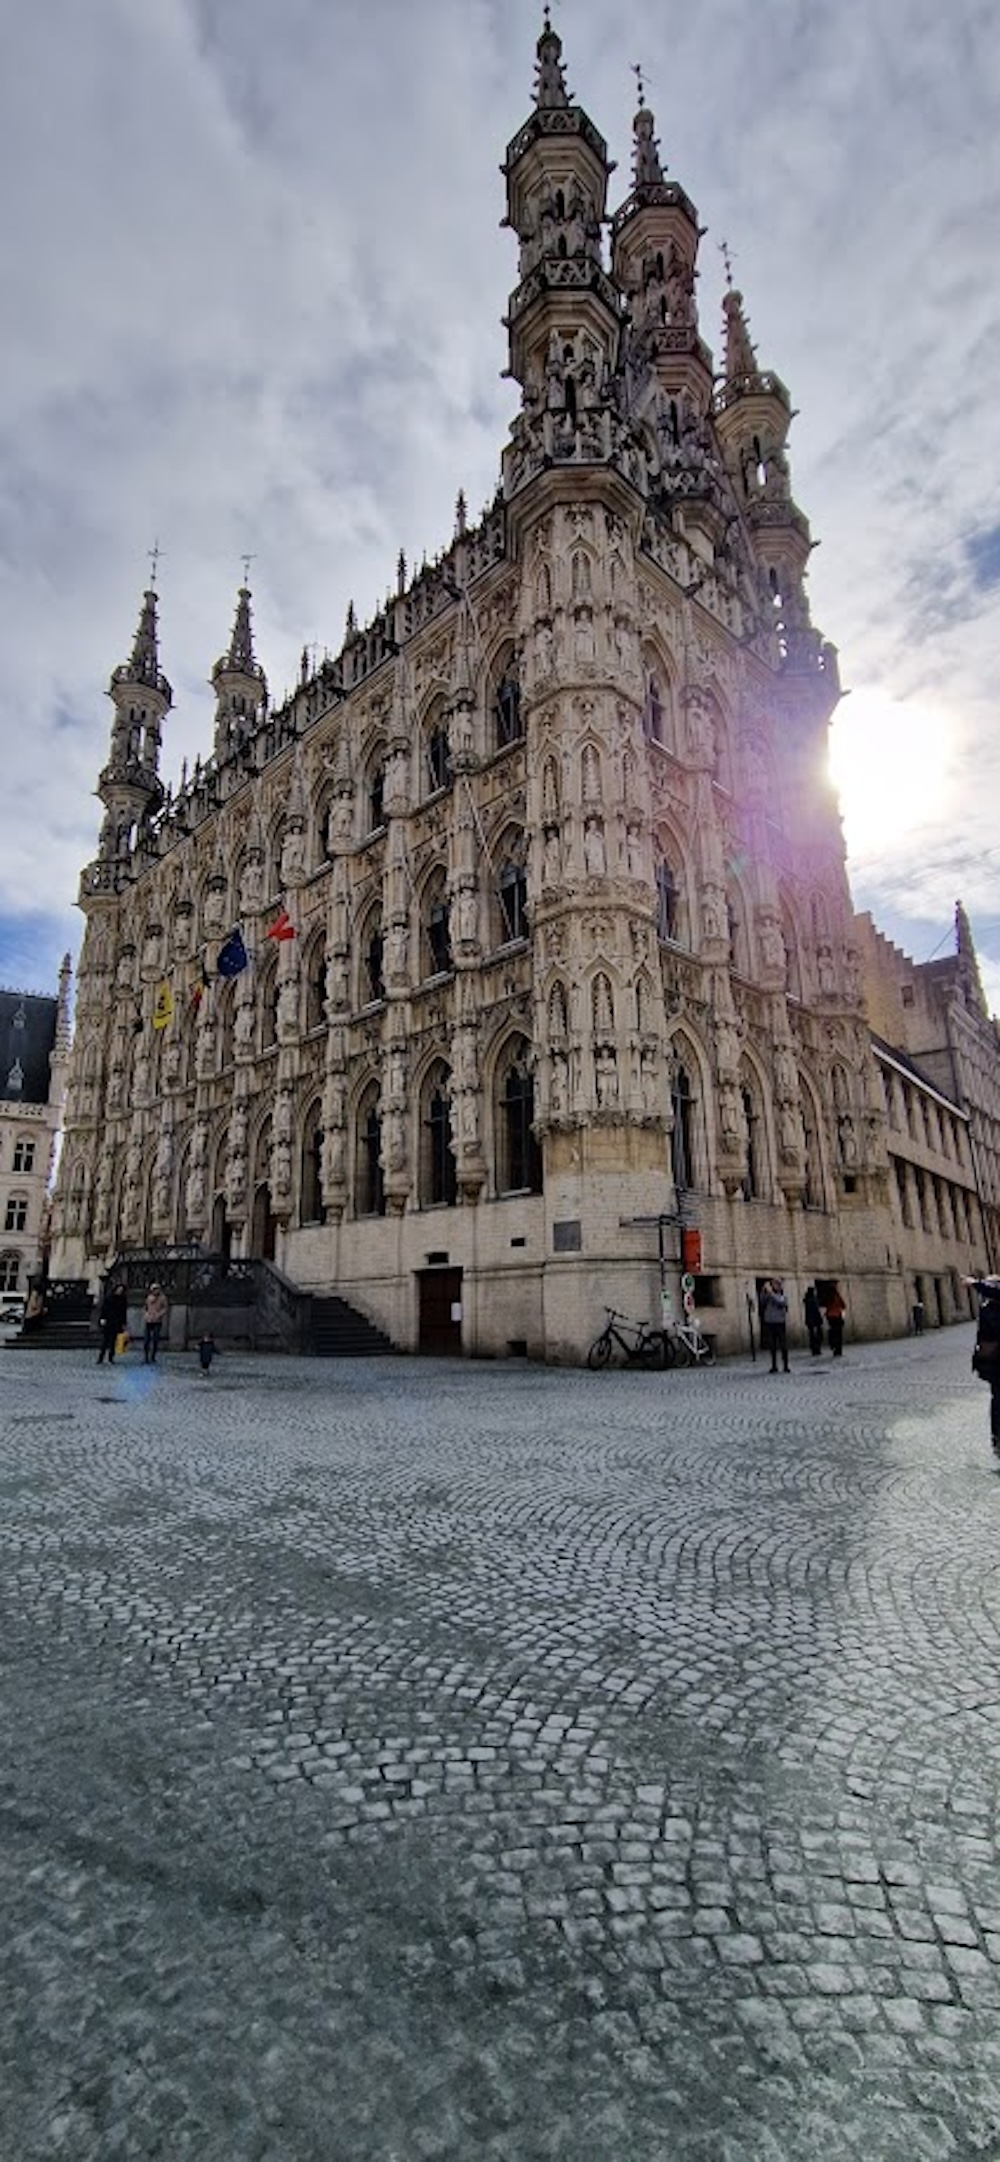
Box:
638;1331;666;1370
588;1331;614;1370
697;1336;716;1367
672;1335;692;1368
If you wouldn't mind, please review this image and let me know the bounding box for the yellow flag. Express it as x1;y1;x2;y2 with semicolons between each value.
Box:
152;980;174;1032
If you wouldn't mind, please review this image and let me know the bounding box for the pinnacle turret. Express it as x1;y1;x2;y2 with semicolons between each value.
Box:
632;99;665;191
722;286;759;391
534;12;569;109
212;579;267;761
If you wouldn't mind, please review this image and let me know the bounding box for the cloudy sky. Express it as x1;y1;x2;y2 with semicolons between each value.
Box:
2;0;998;1009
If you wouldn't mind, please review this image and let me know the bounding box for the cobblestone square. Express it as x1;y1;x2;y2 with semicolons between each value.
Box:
2;1329;1000;2159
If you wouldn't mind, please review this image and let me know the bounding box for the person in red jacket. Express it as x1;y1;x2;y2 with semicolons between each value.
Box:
824;1284;846;1357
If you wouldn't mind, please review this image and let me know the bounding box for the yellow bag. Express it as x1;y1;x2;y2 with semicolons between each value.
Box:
115;1330;129;1356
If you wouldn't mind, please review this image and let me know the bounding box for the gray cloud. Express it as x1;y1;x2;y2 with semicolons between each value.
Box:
1;0;998;1010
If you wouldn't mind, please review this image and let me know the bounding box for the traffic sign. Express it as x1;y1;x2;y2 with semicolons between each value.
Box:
682;1289;695;1315
681;1271;695;1294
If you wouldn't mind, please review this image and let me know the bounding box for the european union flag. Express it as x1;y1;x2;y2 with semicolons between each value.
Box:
216;929;249;978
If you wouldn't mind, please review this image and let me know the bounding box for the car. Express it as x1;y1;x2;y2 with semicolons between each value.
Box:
0;1293;26;1326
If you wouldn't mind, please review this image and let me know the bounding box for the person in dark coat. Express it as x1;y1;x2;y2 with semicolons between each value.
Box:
761;1279;790;1373
97;1279;128;1365
967;1277;1000;1455
803;1284;823;1358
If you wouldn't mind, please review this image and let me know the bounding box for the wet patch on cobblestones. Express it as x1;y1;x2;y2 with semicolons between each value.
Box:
1;1337;1000;2157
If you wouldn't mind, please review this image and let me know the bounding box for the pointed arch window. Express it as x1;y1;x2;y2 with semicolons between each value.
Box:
498;856;528;945
671;1063;696;1194
801;1090;824;1210
305;940;328;1033
367;761;385;834
423;1066;457;1207
742;1085;762;1200
655;859;679;943
494;665;523;750
426;723;451;794
425;879;452;977
644;672;665;745
498;1041;542;1195
356;1087;385;1218
300;1102;324;1225
362;910;385;1005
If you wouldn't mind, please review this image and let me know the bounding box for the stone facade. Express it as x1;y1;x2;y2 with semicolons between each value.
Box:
50;25;997;1359
0;961;71;1297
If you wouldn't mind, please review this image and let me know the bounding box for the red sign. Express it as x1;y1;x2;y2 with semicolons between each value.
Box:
681;1228;703;1275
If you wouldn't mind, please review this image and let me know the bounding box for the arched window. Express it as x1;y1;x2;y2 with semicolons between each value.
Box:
0;1250;20;1292
428;725;451;792
423;1064;456;1206
742;1084;762;1199
361;909;385;1005
801;1084;825;1210
497;1040;542;1195
425;876;452;977
644;671;665;744
655;858;679;942
494;654;523;749
300;1101;324;1225
366;759;385;834
305;938;327;1033
355;1085;385;1218
498;855;528;945
671;1063;696;1193
260;960;279;1052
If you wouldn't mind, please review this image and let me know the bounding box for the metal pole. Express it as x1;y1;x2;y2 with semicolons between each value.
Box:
746;1289;756;1361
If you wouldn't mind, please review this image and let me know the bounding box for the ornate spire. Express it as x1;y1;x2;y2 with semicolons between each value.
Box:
112;584;171;701
722;286;759;391
227;585;255;673
631;80;665;190
535;13;569;109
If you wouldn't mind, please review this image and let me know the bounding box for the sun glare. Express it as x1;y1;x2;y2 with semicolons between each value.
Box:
828;687;956;861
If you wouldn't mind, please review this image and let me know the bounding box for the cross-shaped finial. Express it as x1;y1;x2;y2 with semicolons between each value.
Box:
241;552;255;586
719;238;736;290
632;61;646;108
147;539;162;587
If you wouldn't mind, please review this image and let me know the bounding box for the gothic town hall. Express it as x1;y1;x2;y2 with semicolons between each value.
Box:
50;22;997;1359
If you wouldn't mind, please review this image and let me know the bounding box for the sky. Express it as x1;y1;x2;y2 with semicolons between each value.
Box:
1;0;998;1010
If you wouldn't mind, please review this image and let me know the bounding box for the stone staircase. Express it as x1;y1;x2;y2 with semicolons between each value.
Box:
308;1295;396;1358
5;1281;96;1352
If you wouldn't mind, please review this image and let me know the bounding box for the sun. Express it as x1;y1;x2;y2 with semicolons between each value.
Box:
827;686;957;862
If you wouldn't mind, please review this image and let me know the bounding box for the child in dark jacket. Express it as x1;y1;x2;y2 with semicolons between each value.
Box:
197;1334;217;1374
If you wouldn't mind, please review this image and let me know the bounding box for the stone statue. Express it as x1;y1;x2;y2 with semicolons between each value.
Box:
626;825;643;877
281;824;306;886
584;817;606;876
239;855;264;915
817;943;837;995
549;1051;568;1119
543;826;562;886
456;886;479;944
595;1045;619;1108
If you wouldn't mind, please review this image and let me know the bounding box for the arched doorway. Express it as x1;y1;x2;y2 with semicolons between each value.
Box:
251;1182;277;1261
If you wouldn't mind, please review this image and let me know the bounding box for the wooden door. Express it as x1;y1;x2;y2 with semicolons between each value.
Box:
418;1268;463;1354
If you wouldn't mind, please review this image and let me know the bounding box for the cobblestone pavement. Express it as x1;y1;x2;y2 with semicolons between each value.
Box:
2;1331;1000;2161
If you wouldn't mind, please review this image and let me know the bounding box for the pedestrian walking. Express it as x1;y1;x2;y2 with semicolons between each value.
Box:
824;1283;846;1358
803;1284;823;1358
96;1278;128;1365
966;1276;1000;1457
142;1282;169;1364
761;1279;790;1373
197;1333;217;1375
911;1298;925;1335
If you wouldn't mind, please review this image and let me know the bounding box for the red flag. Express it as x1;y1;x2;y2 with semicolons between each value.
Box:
267;908;296;942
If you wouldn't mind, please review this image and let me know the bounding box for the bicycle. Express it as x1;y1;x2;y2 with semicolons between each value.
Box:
587;1308;666;1370
664;1318;716;1367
